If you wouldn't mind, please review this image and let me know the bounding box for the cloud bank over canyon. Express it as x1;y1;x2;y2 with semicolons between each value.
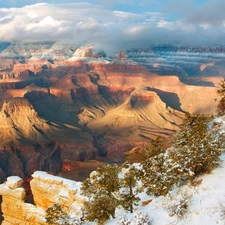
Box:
0;0;225;51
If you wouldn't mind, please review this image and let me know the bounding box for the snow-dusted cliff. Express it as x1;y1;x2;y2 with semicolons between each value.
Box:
127;46;225;77
0;171;83;225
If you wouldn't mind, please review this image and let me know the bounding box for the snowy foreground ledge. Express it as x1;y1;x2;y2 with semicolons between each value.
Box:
109;154;225;225
1;160;225;225
1;156;225;224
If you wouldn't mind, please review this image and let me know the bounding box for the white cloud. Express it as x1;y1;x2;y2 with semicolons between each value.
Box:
0;2;224;49
185;0;225;27
39;16;60;26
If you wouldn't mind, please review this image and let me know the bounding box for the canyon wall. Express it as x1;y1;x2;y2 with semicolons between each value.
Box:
0;43;222;182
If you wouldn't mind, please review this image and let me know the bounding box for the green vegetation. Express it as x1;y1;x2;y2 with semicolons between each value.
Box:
217;79;225;115
169;113;223;183
139;137;178;196
120;163;142;213
81;164;120;225
45;203;82;225
46;203;68;225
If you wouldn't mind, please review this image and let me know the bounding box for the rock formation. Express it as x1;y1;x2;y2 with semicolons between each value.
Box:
0;97;97;179
68;44;109;64
0;176;46;225
113;50;138;65
0;42;222;181
0;172;84;225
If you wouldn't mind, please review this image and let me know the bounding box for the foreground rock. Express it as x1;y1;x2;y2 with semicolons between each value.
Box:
0;172;83;224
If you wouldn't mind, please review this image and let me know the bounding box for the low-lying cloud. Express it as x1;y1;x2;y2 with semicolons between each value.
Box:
185;0;225;27
0;2;225;53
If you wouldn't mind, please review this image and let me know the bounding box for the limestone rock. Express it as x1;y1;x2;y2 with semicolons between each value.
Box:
0;172;84;224
68;44;109;64
30;171;84;215
6;176;23;189
113;50;138;65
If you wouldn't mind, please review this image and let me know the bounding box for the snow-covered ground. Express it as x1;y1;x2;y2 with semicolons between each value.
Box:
92;153;223;225
85;117;225;225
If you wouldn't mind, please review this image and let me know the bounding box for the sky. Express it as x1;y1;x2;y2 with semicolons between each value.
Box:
0;0;224;48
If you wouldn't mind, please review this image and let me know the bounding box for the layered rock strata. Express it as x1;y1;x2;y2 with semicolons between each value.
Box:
0;172;83;225
0;176;46;225
0;43;222;180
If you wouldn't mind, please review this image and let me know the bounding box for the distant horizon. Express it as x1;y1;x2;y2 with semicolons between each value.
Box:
0;0;224;49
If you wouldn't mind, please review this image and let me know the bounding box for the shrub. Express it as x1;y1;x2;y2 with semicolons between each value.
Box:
118;212;152;225
117;214;131;225
45;203;82;225
134;211;152;225
166;192;192;219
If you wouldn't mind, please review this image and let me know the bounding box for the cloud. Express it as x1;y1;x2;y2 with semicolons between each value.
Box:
0;2;224;53
185;0;225;27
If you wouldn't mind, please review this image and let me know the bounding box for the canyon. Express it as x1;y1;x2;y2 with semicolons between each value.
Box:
0;42;222;182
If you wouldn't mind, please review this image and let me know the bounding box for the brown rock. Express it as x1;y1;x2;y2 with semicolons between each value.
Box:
0;172;84;224
0;44;220;183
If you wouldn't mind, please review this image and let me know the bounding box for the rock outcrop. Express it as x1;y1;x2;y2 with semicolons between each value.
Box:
86;89;184;156
0;97;97;179
0;97;63;145
0;172;84;225
113;50;138;65
0;176;46;225
68;44;109;64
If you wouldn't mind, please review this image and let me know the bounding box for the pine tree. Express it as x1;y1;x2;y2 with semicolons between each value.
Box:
45;203;82;225
140;138;178;196
120;163;141;213
94;164;120;197
81;164;120;224
217;79;225;115
84;189;118;225
46;203;68;225
169;113;223;183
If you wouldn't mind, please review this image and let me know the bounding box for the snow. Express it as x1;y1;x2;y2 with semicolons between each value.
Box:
67;44;112;64
0;41;76;60
95;152;225;225
77;117;225;225
30;117;225;224
68;56;111;64
6;176;23;189
32;171;82;191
